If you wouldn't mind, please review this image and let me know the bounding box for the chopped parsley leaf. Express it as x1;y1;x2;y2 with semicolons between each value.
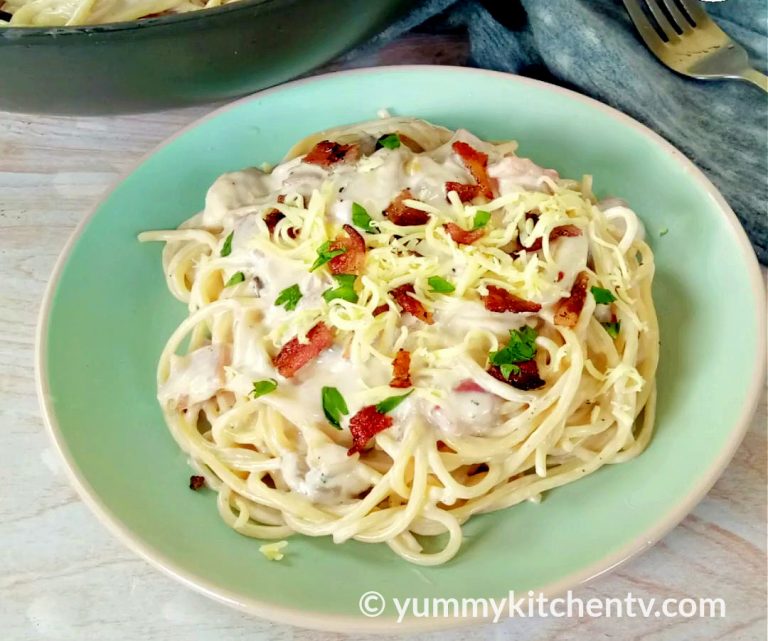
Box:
591;286;616;304
275;284;302;311
427;276;455;294
310;241;346;271
322;386;349;429
251;379;277;398
376;133;401;150
472;210;491;230
220;231;234;257
225;271;245;287
352;202;375;233
602;321;621;338
322;274;358;304
489;326;538;377
375;389;414;414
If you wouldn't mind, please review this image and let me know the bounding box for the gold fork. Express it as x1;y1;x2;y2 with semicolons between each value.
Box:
623;0;768;91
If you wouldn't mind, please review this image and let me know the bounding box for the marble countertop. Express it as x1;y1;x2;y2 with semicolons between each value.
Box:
1;37;766;641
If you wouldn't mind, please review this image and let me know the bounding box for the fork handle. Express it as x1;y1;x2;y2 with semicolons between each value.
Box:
738;68;768;93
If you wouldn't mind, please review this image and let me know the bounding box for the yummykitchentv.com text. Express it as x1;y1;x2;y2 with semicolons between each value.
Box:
358;590;726;623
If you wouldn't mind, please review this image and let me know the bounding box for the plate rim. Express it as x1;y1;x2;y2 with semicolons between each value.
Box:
34;65;767;633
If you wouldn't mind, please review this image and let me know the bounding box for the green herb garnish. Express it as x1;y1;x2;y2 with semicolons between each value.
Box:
427;276;455;294
352;202;375;233
500;363;521;379
602;322;621;339
322;386;349;429
251;379;277;398
472;210;491;230
275;284;302;311
221;231;234;257
591;286;616;304
322;274;359;304
375;389;414;414
376;133;401;150
225;271;245;287
310;241;346;271
489;326;538;378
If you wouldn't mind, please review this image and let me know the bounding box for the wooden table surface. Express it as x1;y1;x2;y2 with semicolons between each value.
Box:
1;37;766;641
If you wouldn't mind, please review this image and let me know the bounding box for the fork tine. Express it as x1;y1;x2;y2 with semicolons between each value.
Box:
643;0;681;40
659;0;693;32
623;0;666;49
676;0;712;26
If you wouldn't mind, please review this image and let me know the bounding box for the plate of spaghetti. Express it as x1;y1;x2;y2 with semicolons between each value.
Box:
36;67;765;632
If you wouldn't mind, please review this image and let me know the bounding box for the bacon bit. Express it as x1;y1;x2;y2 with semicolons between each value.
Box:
189;475;205;490
264;195;298;238
390;349;412;388
436;440;455;453
482;285;542;313
443;222;485;245
397;134;423;152
273;322;334;378
384;189;430;226
452;141;494;199
303;140;360;167
445;181;482;203
525;225;582;252
488;360;546;391
390;284;434;324
372;304;389;316
557;271;565;282
554;271;589;328
328;224;366;275
455;379;486;393
347;405;393;456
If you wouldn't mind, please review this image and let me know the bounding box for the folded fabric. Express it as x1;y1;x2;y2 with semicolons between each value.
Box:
350;0;768;263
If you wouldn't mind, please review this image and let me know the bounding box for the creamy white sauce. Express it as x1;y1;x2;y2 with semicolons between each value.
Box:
488;157;559;195
434;297;530;340
428;389;501;437
279;442;371;504
160;345;228;408
202;169;273;227
550;234;589;294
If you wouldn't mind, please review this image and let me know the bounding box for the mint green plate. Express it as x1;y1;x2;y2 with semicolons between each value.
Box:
36;67;765;633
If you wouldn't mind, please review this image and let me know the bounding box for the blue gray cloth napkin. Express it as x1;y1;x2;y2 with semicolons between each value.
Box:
352;0;768;263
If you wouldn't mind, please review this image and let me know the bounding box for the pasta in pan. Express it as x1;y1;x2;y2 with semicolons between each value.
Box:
0;0;240;26
139;117;658;565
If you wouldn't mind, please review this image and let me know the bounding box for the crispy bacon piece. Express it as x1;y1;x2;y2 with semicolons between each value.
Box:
443;222;485;245
303;140;360;167
554;271;589;328
347;405;394;456
328;224;366;275
385;189;430;226
525;225;582;252
372;304;389;316
399;134;424;152
445;181;482;203
482;285;542;313
264;195;298;238
488;360;546;391
189;475;205;490
390;349;412;388
273;322;334;378
455;379;486;393
452;141;494;199
390;284;434;324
